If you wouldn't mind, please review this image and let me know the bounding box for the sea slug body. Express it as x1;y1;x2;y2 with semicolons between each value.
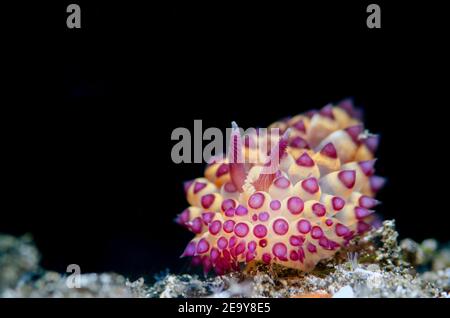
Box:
176;99;385;275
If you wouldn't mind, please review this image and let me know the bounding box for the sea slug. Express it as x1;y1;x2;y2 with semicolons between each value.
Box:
176;99;384;275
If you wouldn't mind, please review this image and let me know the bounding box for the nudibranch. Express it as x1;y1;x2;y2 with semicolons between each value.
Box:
176;99;385;275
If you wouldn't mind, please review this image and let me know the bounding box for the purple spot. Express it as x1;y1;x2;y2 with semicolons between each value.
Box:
272;243;288;260
297;219;311;234
320;143;338;159
273;218;289;235
216;163;229;177
253;224;268;238
234;222;250;237
274;176;290;189
190;217;203;234
225;208;236;217
296;152;315;167
258;211;270;222
197;239;210;254
262;253;272;264
311;226;324;239
290;136;309;149
248;241;257;253
312;203;326;217
335;223;350;237
223;220;235;233
270;200;281;211
307;243;317;253
248;192;265;209
289;235;305;246
194;182;207;194
221;199;236;212
201;212;215;224
287;196;304;215
301;177;319;194
332;196;345;211
338;170;356;189
201;194;215;209
209;220;222;235
355;207;373;219
235;205;248;216
217;237;228;250
181;241;196;257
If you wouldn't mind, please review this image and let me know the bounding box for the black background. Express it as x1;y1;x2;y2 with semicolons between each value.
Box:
2;1;449;280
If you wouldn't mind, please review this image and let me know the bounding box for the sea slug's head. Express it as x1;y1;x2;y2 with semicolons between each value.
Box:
176;99;384;275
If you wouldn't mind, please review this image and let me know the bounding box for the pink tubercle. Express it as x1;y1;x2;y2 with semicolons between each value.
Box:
272;243;288;260
183;180;194;194
248;192;265;209
224;208;235;217
307;243;317;253
181;241;196;257
246;251;256;262
332;196;345;211
293;119;306;133
354;207;373;219
270;200;281;211
201;212;215;224
312;203;326;217
224;182;237;193
223;220;235;233
248;241;257;253
258;211;270;222
290;250;299;261
235;241;246;255
297;219;311;234
274;176;291;189
235;205;249;216
221;199;236;212
370;176;386;192
364;135;379;153
298;247;305;263
320;142;338;159
262;253;272;264
273;218;289;235
290;136;309;149
359;195;379;209
296;152;315;167
253;224;268;238
193;181;207;194
287;196;304;215
209;220;222;235
210;247;220;262
229;236;237;248
357;221;372;234
216;163;230;178
325;219;333;226
289;235;305;246
252;214;258;221
201;194;215;209
176;209;190;225
345;125;364;144
358;159;376;176
196;238;210;254
301;177;319;194
338;170;356;189
335;223;350;237
217;236;228;250
311;226;324;239
190;217;203;234
234;222;250;237
320;103;335;119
